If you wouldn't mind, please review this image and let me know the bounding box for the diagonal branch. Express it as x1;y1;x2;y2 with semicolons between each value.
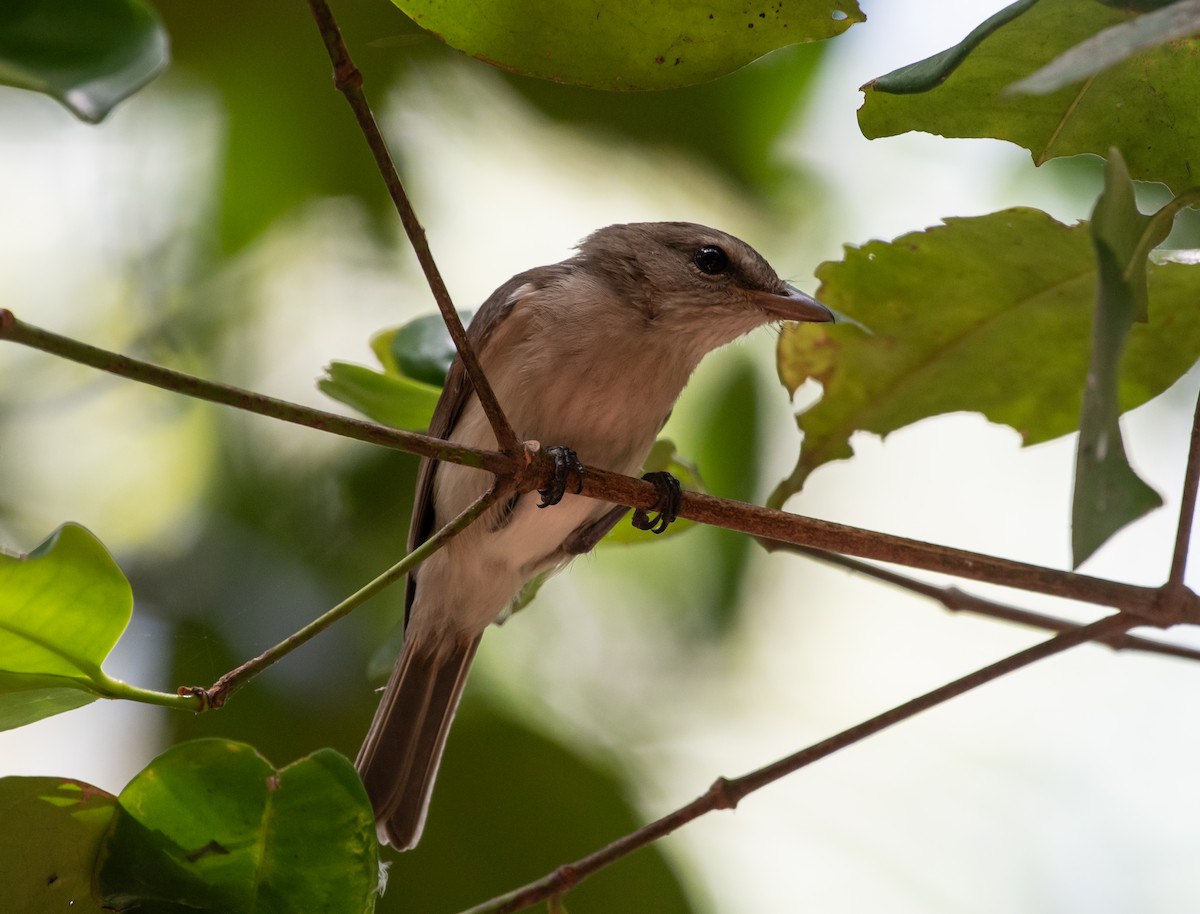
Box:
775;544;1200;663
456;612;1138;914
304;0;519;455
192;484;505;709
1167;384;1200;589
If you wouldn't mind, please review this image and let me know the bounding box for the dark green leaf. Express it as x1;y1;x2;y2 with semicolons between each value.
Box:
390;0;863;90
869;0;1039;94
771;207;1200;506
1072;150;1167;565
98;740;378;914
0;524;131;729
385;312;474;388
859;0;1200;193
0;777;116;913
0;0;168;123
1011;0;1200;95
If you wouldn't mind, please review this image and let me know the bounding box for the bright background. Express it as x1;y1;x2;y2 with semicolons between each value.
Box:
3;1;1200;911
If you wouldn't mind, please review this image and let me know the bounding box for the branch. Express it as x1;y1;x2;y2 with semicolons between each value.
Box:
1166;383;1200;589
304;0;519;455
456;612;1138;914
188;485;505;709
4;308;1196;630
779;545;1200;663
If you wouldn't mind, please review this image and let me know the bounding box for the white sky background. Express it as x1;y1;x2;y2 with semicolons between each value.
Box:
3;1;1200;912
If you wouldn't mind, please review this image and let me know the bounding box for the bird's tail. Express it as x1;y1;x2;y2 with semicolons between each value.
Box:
356;632;481;850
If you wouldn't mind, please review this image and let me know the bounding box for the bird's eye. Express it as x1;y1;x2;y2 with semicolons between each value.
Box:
694;245;729;275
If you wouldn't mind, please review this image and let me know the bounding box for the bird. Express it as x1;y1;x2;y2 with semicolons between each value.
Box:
356;221;833;849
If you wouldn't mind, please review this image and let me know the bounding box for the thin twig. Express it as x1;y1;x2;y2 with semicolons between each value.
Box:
779;545;1200;663
1167;385;1200;588
456;613;1136;914
191;486;504;709
4;309;1197;627
304;0;519;455
0;309;507;476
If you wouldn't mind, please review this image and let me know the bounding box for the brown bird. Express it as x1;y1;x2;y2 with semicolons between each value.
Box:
356;222;833;849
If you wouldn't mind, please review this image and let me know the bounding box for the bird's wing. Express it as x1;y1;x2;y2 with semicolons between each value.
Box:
403;267;564;623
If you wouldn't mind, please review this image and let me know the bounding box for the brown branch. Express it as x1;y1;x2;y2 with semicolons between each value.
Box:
4;308;1197;631
779;545;1200;663
186;486;505;709
456;612;1137;914
304;0;519;456
1167;385;1200;589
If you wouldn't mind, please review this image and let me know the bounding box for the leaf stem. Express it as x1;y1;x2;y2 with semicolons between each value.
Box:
1126;187;1200;283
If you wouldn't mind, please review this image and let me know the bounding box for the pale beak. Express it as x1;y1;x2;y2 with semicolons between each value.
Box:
754;284;834;323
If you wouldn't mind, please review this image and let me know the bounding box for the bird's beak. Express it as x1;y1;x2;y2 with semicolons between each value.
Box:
754;284;835;324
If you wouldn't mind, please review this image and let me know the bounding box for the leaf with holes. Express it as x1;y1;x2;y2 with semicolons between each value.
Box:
390;0;863;90
771;207;1200;508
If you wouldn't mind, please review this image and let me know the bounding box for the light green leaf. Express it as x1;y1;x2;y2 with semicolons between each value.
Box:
97;740;378;914
859;0;1200;193
390;0;863;91
0;523;131;729
771;207;1200;507
1011;0;1200;96
0;0;169;123
319;361;441;431
1071;150;1167;566
0;777;116;913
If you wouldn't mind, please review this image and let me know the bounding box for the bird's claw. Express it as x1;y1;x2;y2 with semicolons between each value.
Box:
538;446;585;508
632;471;682;535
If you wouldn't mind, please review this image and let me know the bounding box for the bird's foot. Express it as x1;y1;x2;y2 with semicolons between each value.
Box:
632;471;682;535
538;446;585;508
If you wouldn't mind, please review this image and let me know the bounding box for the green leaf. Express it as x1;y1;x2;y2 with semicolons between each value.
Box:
319;361;442;431
0;523;132;729
97;740;378;914
859;0;1200;193
384;311;474;388
868;0;1039;94
1011;0;1200;96
0;777;117;913
1071;150;1167;566
771;207;1200;507
390;0;863;90
0;0;168;124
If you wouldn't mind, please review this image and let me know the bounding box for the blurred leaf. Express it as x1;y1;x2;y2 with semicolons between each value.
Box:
0;523;131;729
868;0;1039;94
859;0;1200;193
157;0;409;251
320;361;441;431
383;311;474;387
771;207;1200;506
0;0;168;123
1011;0;1200;96
0;777;116;913
385;696;692;914
1072;150;1167;565
506;41;826;194
391;0;862;90
98;740;378;914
